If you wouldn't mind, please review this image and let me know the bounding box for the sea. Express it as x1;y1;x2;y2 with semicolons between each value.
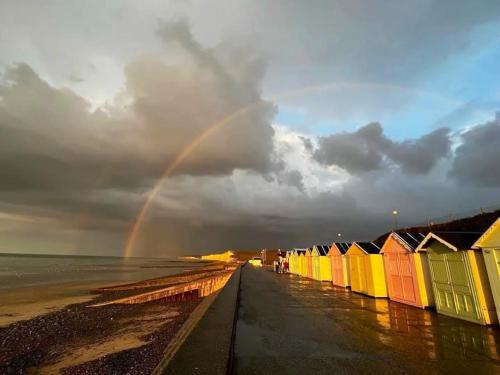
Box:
0;253;205;326
0;252;202;290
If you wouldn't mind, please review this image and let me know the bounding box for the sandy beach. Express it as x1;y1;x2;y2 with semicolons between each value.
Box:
0;259;227;374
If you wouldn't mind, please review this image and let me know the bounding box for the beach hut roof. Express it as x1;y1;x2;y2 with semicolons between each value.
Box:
354;242;380;254
313;245;329;256
473;217;500;249
416;231;483;252
330;242;352;254
385;232;426;253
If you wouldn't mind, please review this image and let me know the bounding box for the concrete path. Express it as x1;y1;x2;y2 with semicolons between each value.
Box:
233;265;500;374
162;268;241;375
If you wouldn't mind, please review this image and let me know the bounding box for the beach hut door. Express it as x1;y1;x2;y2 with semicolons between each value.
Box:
387;253;417;303
429;252;458;316
332;256;343;285
429;251;482;323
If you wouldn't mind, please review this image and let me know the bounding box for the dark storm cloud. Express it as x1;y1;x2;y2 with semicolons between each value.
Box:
386;127;452;174
449;113;500;187
0;20;281;253
0;20;277;194
313;123;387;173
312;123;451;174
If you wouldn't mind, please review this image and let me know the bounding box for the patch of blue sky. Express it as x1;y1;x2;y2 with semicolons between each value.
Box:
275;21;500;141
379;20;500;140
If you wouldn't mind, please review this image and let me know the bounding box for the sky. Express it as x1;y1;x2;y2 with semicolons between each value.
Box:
1;0;500;257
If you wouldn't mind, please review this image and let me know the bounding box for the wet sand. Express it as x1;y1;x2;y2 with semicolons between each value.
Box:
0;282;108;327
0;262;225;374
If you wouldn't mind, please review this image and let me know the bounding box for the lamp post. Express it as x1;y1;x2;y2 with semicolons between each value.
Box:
392;210;399;230
337;233;342;241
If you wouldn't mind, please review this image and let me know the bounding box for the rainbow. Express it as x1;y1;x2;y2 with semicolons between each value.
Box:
122;82;464;257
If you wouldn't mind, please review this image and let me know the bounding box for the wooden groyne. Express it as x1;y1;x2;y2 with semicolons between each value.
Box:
89;270;234;307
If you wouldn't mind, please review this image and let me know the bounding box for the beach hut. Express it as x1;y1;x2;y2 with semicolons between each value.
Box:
298;250;307;277
288;250;296;274
381;232;434;308
416;232;497;325
285;250;292;272
291;248;307;275
473;218;500;319
305;248;314;279
311;245;331;281
328;242;352;288
347;242;387;297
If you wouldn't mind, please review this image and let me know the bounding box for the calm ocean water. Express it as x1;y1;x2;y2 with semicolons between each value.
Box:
0;253;203;290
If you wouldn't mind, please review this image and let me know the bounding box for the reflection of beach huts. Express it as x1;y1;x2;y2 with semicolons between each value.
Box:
305;248;314;279
473;218;500;319
417;232;498;325
347;242;387;297
381;232;434;308
311;245;332;281
328;242;352;287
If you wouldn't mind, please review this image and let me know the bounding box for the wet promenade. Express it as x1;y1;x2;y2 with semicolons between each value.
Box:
233;266;500;374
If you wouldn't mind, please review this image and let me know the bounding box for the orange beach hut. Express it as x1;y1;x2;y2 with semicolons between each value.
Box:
381;232;434;308
328;242;352;288
347;242;387;297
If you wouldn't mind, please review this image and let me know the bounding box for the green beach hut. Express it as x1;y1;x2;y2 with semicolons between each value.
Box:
417;232;498;325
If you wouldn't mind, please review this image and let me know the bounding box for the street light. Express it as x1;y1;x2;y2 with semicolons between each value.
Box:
337;233;342;241
392;210;399;230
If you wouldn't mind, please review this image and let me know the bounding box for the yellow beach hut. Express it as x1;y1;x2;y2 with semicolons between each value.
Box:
311;245;332;281
285;250;292;273
297;249;307;276
288;250;296;274
417;232;497;325
473;218;500;319
328;242;352;288
347;242;387;297
291;248;307;275
305;248;314;279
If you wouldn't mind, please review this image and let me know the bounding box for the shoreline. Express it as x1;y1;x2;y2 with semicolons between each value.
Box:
0;258;216;327
0;261;232;374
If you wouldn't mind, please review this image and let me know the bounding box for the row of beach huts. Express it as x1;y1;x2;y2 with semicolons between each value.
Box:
284;216;500;326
